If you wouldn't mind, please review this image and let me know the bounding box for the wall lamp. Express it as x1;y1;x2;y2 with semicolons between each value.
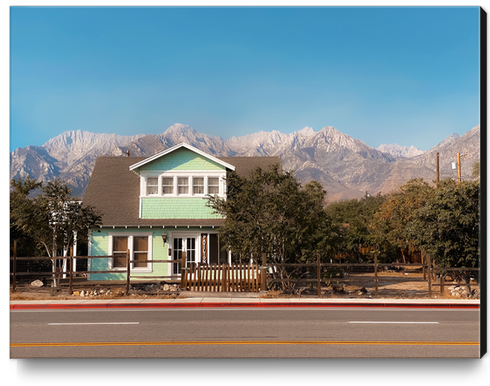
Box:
162;233;167;245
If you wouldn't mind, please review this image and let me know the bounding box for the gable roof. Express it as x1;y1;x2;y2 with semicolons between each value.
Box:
83;152;281;227
129;142;236;172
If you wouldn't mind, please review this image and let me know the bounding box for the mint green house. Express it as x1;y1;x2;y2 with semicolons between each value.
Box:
82;142;280;281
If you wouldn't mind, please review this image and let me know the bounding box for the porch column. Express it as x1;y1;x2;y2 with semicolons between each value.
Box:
73;231;78;272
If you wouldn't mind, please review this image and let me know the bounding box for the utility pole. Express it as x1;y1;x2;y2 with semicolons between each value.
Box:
456;153;467;184
457;153;462;184
436;152;440;182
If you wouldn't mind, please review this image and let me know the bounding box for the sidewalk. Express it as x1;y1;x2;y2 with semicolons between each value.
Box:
10;295;481;310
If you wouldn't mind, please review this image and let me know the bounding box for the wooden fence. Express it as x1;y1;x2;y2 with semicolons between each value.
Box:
269;254;480;298
10;241;480;297
10;241;184;296
181;263;266;292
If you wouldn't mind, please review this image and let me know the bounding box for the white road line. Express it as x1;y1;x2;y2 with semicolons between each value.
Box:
48;322;139;325
349;321;439;324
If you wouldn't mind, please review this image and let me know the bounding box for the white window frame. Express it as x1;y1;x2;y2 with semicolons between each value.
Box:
146;177;159;196
108;232;153;272
140;171;227;198
208;176;220;195
177;176;190;195
192;176;205;196
161;176;174;195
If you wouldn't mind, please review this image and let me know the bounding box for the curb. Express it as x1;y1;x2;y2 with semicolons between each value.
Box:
10;301;480;310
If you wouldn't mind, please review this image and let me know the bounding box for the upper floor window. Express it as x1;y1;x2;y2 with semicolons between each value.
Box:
193;177;204;194
178;177;189;194
208;177;220;195
161;177;174;194
142;174;226;197
147;178;158;195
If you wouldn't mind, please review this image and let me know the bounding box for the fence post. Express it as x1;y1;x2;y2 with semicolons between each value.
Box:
180;254;187;289
260;253;267;292
12;240;17;293
69;246;73;295
126;249;130;296
427;254;432;298
440;273;444;295
374;252;378;298
181;267;187;289
317;254;322;298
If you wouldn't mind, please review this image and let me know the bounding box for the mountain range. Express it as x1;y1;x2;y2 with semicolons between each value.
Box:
10;123;481;202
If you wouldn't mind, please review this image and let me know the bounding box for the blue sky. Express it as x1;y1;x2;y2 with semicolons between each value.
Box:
10;6;480;152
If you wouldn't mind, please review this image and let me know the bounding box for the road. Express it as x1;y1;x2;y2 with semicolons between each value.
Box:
10;306;480;358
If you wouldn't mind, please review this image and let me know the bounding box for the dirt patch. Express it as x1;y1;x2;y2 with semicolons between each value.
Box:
264;271;480;299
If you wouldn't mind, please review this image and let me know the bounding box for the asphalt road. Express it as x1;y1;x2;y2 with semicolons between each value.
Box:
10;307;480;358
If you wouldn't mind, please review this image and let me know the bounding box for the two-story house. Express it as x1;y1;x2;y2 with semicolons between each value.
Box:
82;142;281;281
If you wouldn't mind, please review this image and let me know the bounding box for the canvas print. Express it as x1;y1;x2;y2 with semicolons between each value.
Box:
9;5;482;368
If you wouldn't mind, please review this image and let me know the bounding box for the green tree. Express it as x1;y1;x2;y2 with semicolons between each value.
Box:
410;179;480;293
10;177;103;285
10;176;44;257
207;165;333;293
325;194;386;262
369;179;434;263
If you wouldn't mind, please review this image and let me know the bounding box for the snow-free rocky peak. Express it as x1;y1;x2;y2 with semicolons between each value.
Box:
10;123;480;201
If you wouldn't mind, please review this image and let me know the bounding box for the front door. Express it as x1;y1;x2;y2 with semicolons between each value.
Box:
173;235;197;274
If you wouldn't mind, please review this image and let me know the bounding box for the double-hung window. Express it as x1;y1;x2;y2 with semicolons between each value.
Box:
143;174;225;197
178;177;189;194
147;177;158;195
193;177;204;194
133;236;149;268
208;177;220;195
112;236;129;268
161;177;174;195
110;234;152;270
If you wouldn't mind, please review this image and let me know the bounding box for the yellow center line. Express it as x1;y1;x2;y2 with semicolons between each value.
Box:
11;340;480;348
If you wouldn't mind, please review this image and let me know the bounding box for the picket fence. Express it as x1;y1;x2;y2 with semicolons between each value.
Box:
181;263;266;292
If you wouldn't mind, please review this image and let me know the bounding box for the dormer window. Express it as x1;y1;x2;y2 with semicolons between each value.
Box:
147;177;158;195
208;177;220;195
161;177;174;194
141;173;226;198
193;177;204;194
178;177;189;194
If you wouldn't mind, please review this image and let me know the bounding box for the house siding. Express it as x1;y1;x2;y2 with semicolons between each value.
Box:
89;228;170;281
141;197;222;219
139;147;225;172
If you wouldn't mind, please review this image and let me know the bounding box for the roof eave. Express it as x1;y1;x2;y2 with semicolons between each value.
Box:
129;142;236;172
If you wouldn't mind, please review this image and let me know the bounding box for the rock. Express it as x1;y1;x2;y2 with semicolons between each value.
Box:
357;287;367;296
30;279;44;287
80;290;85;297
163;284;170;291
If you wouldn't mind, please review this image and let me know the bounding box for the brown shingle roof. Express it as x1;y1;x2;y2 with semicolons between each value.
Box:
83;154;281;227
219;156;282;176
